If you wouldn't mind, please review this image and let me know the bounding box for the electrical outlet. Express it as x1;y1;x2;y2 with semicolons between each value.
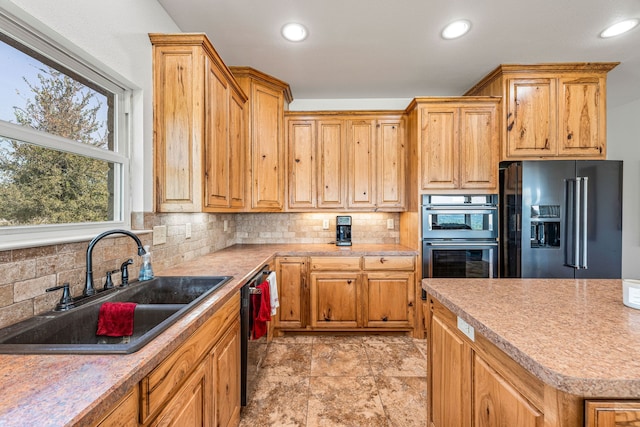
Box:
322;219;330;230
457;316;475;341
387;218;394;229
224;220;229;232
185;223;192;239
153;225;167;245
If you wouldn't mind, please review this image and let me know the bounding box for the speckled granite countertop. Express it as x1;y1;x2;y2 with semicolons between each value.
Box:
0;244;416;427
423;278;640;398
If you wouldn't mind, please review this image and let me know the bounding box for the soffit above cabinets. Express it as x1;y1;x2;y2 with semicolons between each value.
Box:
158;0;640;107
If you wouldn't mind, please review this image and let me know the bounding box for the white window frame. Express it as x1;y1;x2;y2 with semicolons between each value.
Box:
0;7;132;250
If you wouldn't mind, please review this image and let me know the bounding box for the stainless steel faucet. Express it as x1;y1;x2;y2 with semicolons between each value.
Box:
84;229;146;297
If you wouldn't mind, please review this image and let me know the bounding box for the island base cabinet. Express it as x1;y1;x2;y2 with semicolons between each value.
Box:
474;355;543;427
428;313;471;426
427;294;585;427
586;401;640;427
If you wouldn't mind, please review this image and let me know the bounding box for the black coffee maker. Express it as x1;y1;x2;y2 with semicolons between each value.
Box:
336;215;352;246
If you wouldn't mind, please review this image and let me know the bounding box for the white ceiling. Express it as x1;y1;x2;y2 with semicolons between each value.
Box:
157;0;640;108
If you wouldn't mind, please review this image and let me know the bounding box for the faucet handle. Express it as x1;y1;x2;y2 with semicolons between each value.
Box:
120;259;133;287
103;270;118;290
46;283;76;311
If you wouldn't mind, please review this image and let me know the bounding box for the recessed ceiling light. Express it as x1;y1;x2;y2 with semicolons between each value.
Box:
281;23;308;42
600;18;639;38
441;20;471;40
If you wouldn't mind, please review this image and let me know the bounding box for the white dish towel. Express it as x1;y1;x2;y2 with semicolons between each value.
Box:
266;271;279;316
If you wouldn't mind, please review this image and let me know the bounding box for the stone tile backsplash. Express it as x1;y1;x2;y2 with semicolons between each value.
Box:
0;211;399;328
236;212;400;244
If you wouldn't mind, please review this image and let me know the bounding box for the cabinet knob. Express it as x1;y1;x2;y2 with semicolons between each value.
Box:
408;301;414;307
379;257;386;264
347;280;352;285
382;316;388;322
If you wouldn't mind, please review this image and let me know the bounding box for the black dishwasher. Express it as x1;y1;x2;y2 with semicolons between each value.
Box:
240;265;270;406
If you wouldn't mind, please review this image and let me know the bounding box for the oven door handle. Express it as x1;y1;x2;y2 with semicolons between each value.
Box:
423;208;497;214
423;241;498;247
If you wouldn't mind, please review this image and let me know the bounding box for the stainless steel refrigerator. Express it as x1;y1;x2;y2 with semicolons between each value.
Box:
499;160;623;278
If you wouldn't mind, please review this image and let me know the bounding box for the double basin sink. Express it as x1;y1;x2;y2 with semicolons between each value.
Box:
0;276;232;354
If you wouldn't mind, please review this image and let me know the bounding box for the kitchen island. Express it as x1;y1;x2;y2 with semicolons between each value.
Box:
423;278;640;427
0;243;416;426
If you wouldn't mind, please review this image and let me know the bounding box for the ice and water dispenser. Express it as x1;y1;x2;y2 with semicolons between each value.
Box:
530;205;560;248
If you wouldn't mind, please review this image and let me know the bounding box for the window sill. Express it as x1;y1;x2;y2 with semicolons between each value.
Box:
0;228;152;252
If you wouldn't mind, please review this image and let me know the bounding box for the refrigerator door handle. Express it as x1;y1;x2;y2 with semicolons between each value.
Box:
574;178;581;268
565;178;580;269
581;177;589;269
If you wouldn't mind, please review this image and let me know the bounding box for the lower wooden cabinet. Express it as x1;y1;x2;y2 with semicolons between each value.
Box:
585;401;640;427
93;387;139;427
310;271;361;328
95;295;241;427
275;257;308;329
148;360;211;427
211;320;241;427
277;255;416;333
363;271;414;328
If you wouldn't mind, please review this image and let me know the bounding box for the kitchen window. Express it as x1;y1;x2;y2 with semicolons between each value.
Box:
0;9;131;249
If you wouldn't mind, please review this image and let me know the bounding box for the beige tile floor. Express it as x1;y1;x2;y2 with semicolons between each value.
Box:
240;335;427;427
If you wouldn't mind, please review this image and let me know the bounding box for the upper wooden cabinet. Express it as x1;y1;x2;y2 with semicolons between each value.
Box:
150;33;247;213
464;63;618;160
285;112;406;212
406;97;500;194
230;67;293;212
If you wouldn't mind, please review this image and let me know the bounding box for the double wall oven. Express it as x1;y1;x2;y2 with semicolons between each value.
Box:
421;195;498;299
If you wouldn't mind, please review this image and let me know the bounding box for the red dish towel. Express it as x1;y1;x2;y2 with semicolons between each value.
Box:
251;281;271;340
96;302;137;337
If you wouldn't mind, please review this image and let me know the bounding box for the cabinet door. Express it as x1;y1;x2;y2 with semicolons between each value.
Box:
429;311;471;426
420;107;458;190
558;76;606;158
148;360;212;427
364;271;414;328
474;354;543;427
212;320;241;427
310;272;361;328
459;106;498;190
287;120;316;209
93;387;138;427
347;120;376;209
251;82;284;210
275;257;308;329
585;400;640;427
153;44;204;212
228;90;245;208
376;119;405;210
317;120;346;209
204;59;230;208
506;78;557;157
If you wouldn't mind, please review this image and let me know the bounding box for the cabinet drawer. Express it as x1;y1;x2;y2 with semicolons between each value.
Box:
140;294;239;423
363;256;414;271
310;257;361;271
